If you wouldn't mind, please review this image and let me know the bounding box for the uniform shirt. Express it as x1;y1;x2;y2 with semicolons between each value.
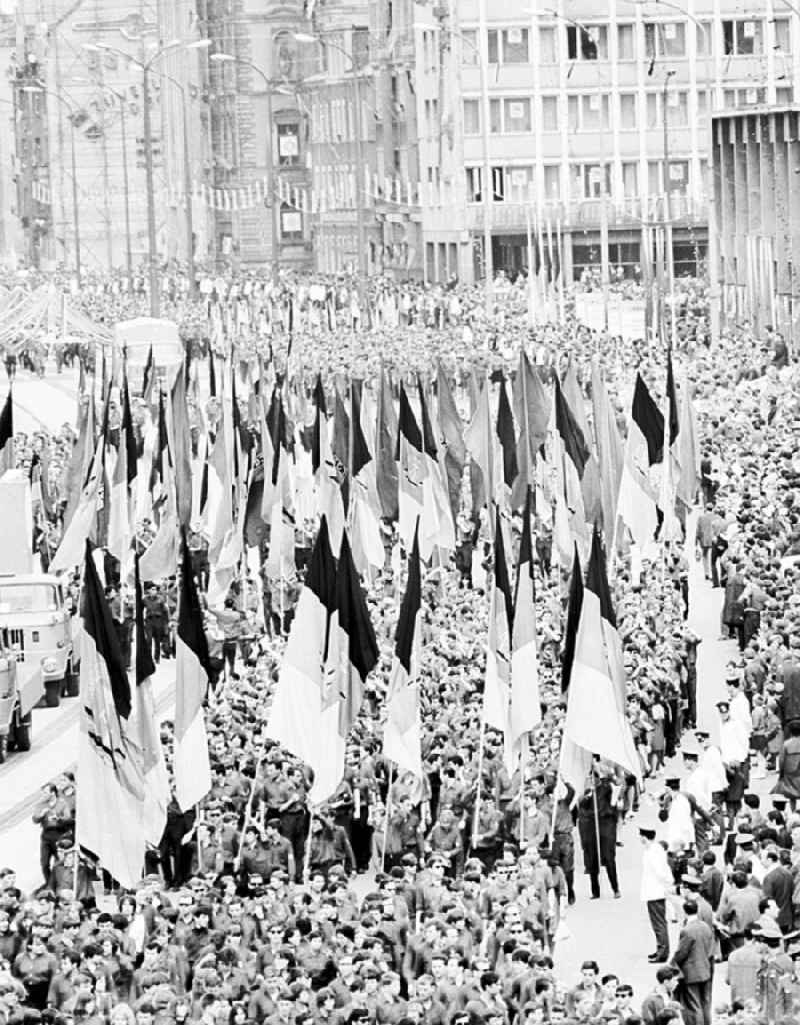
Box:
699;744;728;792
685;765;713;811
640;841;673;902
730;692;753;736
719;719;750;765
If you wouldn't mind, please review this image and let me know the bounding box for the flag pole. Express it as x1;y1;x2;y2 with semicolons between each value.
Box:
518;735;528;849
471;714;487;851
380;763;394;873
302;809;314;884
590;763;603;879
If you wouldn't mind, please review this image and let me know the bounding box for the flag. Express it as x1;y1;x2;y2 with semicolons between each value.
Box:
482;507;514;771
676;373;700;508
76;541;146;889
319;530;379;801
132;555;169;844
349;384;385;574
659;351;682;540
171;362;193;529
591;358;624;542
552;378;588;546
376;366;398;521
149;393;170;524
51;434;105;573
383;521;422;778
397;384;425;552
510;489;541;751
107;376;137;565
266;518;338;800
464;374;496;510
496;376;518;496
562;360;602;524
416;379;455;558
435;365;466;525
561;530;640;782
331;389;350;510
62;386;95;531
561;545;584;693
511;351;549;510
615;373;662;549
312;378;345;553
174;532;212;811
0;389;13;473
264;388;296;582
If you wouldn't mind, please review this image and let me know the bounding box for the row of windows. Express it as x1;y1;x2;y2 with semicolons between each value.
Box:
464;160;708;203
457;17;791;66
462;85;792;135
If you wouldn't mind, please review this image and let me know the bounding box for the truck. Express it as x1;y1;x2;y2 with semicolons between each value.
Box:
0;626;33;762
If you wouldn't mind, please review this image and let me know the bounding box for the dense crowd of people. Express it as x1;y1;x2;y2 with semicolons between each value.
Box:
0;268;797;1025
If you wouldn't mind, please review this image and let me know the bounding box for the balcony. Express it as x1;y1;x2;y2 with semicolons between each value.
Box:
462;193;709;232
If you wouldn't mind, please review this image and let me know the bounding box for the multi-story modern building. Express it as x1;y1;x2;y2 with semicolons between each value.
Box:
415;0;799;285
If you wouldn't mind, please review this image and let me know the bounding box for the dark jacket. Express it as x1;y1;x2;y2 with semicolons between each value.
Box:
671;918;715;983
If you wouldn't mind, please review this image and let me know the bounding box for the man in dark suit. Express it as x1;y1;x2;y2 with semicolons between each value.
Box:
762;846;794;933
670;899;715;1025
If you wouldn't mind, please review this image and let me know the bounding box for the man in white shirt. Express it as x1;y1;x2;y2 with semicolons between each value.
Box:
683;749;713;812
718;700;751;824
640;827;674;963
727;673;753;737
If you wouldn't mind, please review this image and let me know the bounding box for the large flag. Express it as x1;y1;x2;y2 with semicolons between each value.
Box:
319;530;379;801
349;384;385;574
383;522;423;779
132;555;169;844
62;386;95;530
76;541;146;889
676;372;700;508
552;378;589;552
511;351;549;510
482;507;514;771
416;379;455;558
659;351;682;540
397;384;425;552
464;374;496;512
510;489;541;753
561;545;584;693
376;366;398;521
312;377;345;553
591;358;624;542
107;375;138;566
561;530;640;786
615;372;663;549
435;365;466;525
264;388;296;582
171;363;194;529
496;376;518;501
562;361;602;524
174;532;212;812
0;389;13;474
51;433;105;573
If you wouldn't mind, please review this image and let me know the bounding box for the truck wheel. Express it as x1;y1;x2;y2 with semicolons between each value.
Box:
13;715;31;752
44;679;62;708
0;736;7;764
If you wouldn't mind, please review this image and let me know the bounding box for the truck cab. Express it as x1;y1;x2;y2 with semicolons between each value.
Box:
0;625;32;760
0;573;74;709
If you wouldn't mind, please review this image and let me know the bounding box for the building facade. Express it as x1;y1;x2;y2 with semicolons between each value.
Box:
711;106;800;347
416;0;800;285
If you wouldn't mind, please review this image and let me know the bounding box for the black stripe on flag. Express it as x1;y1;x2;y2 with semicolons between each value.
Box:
416;378;438;461
395;523;421;675
632;372;665;466
337;531;379;687
134;554;155;687
312;376;327;475
0;390;12;451
178;531;212;678
122;375;138;487
396;384;422;460
666;353;679;447
561;544;584;693
351;385;371;481
586;528;616;629
81;540;132;720
307;515;338;645
494;506;514;638
497;377;519;489
554;378;589;479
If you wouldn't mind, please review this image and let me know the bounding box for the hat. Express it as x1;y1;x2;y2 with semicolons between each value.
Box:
753;919;784;941
716;700;730;711
664;778;681;790
639;827;656;840
681;871;702;888
735;833;755;846
681;749;700;761
695;730;710;740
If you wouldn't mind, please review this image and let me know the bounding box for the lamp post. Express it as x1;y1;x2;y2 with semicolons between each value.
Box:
294;31;368;301
84;38;210;316
23;85;81;285
210;52;280;286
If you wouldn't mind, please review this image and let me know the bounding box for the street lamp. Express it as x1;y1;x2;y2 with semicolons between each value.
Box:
23;84;81;285
294;30;369;301
210;52;281;286
83;38;210;316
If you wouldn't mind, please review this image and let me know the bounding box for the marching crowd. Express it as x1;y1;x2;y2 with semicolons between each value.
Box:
0;272;798;1025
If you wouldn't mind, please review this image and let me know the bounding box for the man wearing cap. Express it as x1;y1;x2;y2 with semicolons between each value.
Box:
639;827;674;963
718;700;750;824
727;673;753;737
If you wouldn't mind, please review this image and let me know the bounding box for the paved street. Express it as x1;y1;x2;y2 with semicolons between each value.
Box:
8;364;81;435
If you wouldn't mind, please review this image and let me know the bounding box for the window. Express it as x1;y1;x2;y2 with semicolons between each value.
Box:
541;95;560;132
0;584;58;613
463;99;481;134
503;97;532;132
644;22;687;58
646;90;688;129
543;164;560;198
539;26;558;63
621;161;639;198
489;99;502;133
277;123;300;166
774;18;791;54
461;29;479;65
647;160;690;194
696;21;713;57
776;85;794;105
722;87;765;107
619;93;637;129
570;162;611;198
352;26;370;69
722;19;763;56
488;27;530;64
465;167;508;202
617;24;636;60
506;166;533;199
280;205;303;241
566;24;608;61
568;93;610;132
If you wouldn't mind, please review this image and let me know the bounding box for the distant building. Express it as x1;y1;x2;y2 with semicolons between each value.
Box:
711;106;800;347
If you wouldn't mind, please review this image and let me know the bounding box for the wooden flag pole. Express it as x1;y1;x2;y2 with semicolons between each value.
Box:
380;763;395;874
302;809;314;885
471;713;487;852
518;734;529;849
590;764;603;880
